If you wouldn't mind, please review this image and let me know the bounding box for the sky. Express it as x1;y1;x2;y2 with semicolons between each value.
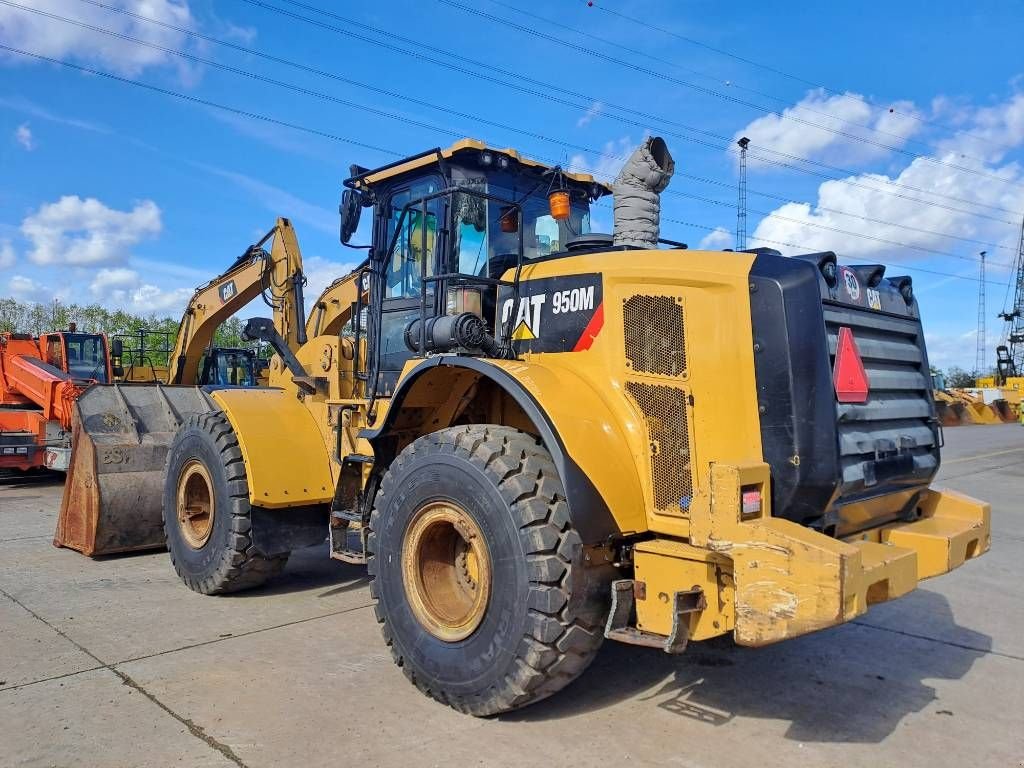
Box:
1;0;1023;372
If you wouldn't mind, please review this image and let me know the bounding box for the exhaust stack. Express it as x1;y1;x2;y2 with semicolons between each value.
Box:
612;137;675;249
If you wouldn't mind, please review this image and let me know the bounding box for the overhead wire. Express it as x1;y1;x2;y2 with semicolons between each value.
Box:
241;0;1023;221
12;0;1009;268
584;0;1024;158
483;0;1005;168
438;0;1024;191
0;43;1011;290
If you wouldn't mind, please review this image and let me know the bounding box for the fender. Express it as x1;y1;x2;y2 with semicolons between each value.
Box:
211;388;334;508
363;356;647;543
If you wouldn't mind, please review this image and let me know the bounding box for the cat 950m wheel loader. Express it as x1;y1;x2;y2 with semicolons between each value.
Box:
59;137;989;715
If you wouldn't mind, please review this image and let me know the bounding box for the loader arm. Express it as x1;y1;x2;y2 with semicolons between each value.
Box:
169;217;307;384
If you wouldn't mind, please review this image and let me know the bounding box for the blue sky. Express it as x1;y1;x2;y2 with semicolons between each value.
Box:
1;0;1023;371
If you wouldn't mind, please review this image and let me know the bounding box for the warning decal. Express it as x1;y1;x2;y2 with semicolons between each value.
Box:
497;273;604;353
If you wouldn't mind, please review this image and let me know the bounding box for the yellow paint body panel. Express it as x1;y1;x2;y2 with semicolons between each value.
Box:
632;464;990;646
492;249;763;540
212;388;334;508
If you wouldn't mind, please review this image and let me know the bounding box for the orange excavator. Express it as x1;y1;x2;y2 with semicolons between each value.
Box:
0;325;114;473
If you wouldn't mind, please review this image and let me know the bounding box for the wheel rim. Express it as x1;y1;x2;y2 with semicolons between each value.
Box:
176;459;215;549
401;501;492;642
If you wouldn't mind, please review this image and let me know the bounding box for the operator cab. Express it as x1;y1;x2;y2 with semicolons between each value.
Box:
340;138;610;395
199;347;258;387
41;329;112;383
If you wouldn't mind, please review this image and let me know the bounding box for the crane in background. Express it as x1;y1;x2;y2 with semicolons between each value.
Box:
996;218;1024;384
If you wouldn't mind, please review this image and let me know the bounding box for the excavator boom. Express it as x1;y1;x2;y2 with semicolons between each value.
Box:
169;217;306;384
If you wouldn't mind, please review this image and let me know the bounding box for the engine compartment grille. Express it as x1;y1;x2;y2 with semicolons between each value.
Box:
623;295;687;377
625;381;693;512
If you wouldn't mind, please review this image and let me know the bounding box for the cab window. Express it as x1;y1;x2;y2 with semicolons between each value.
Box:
63;334;108;382
385;179;442;299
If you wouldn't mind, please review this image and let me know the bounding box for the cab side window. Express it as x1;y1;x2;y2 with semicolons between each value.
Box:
45;337;64;370
386;179;442;299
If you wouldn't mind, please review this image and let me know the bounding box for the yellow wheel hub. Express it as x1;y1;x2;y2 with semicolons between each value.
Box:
176;459;215;549
401;501;492;642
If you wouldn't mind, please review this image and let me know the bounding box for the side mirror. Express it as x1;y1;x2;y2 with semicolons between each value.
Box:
111;338;123;358
339;189;364;244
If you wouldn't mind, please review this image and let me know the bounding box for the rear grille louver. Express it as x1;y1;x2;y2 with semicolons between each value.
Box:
824;306;938;493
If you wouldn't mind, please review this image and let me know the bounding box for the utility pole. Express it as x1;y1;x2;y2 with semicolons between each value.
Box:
736;136;750;251
975;250;987;375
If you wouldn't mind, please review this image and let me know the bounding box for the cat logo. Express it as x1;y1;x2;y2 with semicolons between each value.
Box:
497;275;603;353
219;280;237;304
502;294;547;341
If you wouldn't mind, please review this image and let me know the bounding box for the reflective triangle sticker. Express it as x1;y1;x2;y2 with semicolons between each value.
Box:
833;326;870;404
511;321;536;341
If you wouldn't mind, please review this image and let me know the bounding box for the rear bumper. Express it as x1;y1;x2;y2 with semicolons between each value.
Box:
618;485;989;650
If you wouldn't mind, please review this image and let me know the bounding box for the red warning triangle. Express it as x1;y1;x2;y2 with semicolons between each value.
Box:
833;326;869;404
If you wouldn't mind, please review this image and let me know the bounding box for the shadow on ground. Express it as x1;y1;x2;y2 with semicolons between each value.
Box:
234;542;369;598
505;590;991;744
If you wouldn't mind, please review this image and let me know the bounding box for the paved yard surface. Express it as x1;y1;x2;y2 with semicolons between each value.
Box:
2;425;1022;768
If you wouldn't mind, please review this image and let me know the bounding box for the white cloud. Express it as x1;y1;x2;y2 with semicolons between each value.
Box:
87;266;192;314
0;240;14;268
0;0;197;79
577;101;604;128
14;123;34;150
934;92;1024;163
301;255;360;318
735;88;922;167
7;274;53;304
698;227;733;251
21;196;162;266
749;88;1024;264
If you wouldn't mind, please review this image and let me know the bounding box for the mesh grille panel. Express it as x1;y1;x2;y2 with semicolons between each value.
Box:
626;381;693;512
623;295;686;377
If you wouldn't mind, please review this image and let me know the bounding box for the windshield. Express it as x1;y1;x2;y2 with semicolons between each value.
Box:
210;352;256;387
449;171;592;279
64;334;108;383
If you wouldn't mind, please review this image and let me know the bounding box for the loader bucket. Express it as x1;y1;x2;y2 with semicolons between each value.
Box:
54;384;216;556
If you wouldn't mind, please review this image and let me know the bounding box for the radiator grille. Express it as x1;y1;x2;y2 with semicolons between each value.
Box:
623;295;687;377
625;381;693;512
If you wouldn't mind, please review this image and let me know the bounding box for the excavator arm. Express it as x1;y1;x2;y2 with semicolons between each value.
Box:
169;217;307;384
304;262;368;339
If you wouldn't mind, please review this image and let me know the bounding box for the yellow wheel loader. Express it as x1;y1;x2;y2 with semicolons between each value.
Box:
59;137;989;716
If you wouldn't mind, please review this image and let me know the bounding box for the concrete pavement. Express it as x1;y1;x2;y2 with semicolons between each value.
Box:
2;425;1022;768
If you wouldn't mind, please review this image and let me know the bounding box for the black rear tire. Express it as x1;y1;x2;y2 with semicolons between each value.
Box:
162;411;288;594
367;425;614;716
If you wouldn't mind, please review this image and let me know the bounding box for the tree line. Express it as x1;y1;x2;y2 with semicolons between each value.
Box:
0;297;269;365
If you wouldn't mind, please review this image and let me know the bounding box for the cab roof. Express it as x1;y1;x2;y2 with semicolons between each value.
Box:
348;138;611;192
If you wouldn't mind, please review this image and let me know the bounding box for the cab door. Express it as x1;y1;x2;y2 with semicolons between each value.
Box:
374;175;445;395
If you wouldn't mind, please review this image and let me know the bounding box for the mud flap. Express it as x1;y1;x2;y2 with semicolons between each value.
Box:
54;385;216;556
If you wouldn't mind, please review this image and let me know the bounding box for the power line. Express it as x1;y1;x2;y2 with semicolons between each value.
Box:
19;0;1006;268
440;0;1024;191
0;42;1010;291
242;0;1023;221
486;0;1009;167
584;0;1024;158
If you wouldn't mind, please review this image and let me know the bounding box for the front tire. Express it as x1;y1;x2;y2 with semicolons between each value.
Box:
367;425;614;716
162;411;288;594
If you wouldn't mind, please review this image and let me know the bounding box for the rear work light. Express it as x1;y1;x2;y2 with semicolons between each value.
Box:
833;326;869;404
